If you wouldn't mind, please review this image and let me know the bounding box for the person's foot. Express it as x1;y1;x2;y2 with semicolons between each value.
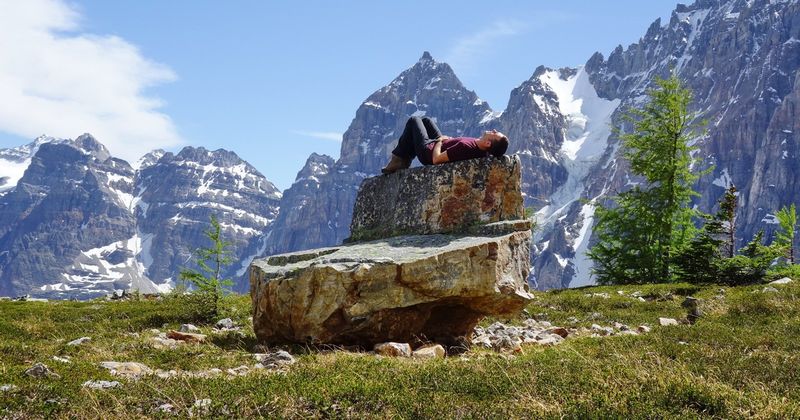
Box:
381;154;410;174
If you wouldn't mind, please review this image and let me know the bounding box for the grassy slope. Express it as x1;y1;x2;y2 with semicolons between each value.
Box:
1;282;799;418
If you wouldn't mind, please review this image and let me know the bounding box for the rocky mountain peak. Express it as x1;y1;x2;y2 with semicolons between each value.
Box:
73;133;111;162
133;149;166;171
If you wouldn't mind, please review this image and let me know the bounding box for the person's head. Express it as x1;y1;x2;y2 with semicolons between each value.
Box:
477;129;509;157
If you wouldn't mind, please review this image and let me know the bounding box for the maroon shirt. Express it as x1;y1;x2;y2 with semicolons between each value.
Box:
425;137;488;164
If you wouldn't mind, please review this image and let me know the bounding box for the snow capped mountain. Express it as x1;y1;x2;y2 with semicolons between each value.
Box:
0;137;281;298
0;135;67;195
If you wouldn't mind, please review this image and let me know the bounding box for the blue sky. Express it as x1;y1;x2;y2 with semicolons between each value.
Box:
0;0;679;189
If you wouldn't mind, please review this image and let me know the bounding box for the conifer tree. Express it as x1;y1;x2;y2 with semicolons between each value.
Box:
588;75;703;284
180;214;234;318
717;185;738;258
775;204;797;263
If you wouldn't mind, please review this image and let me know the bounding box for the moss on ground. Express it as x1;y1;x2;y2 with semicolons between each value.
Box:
1;282;799;418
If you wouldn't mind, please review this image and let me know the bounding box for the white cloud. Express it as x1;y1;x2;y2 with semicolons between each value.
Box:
291;130;343;142
0;0;182;161
444;19;526;73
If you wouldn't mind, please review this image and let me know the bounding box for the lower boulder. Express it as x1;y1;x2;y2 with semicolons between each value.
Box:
250;229;532;347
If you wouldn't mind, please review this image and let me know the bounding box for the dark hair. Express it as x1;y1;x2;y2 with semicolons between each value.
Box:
489;136;509;157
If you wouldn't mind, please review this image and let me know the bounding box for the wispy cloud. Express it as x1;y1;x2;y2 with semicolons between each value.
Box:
291;130;343;142
0;0;182;161
444;19;526;73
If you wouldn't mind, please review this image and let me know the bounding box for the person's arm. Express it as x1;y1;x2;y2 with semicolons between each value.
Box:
431;137;450;164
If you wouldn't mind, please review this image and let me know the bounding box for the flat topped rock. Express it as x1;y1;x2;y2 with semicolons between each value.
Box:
348;155;524;242
250;229;533;347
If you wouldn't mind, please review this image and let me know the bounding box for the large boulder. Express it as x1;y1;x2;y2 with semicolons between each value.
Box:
250;230;532;346
250;155;533;347
348;155;524;242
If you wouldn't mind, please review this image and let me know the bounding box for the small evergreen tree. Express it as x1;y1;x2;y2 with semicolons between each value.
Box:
588;74;704;284
717;185;738;258
775;204;797;264
180;214;234;319
674;218;724;284
716;231;783;285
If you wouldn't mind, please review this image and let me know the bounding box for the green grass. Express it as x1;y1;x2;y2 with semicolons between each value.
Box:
2;282;800;418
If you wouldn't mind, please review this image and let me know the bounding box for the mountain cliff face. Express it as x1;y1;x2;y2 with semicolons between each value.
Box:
135;147;281;292
534;0;800;289
0;138;281;298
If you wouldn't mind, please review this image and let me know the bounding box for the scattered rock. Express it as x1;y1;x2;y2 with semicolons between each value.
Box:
762;286;779;293
52;356;71;364
545;327;569;338
585;292;610;299
587;312;603;321
151;336;180;349
99;361;152;378
157;403;175;413
226;365;250;376
166;330;207;343
681;297;702;324
412;344;446;359
374;342;412;357
190;399;212;415
253;350;296;368
82;380;121;389
25;363;59;379
612;322;630;331
215;318;236;329
179;324;200;333
66;336;91;346
637;325;652;333
659;317;680;326
770;277;793;285
591;324;614;336
535;334;563;346
0;384;18;392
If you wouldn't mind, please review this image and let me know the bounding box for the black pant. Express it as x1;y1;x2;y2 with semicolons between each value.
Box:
391;116;442;165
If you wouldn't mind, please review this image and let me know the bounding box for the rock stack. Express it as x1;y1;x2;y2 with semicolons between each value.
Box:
249;155;533;348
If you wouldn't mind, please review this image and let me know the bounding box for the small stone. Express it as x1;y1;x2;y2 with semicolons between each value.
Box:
25;363;59;379
618;330;639;336
226;365;250;376
66;336;91;346
157;403;174;413
544;327;569;338
374;342;412;357
166;330;207;342
637;297;647;302
637;325;652;333
99;361;152;378
82;380;121;389
0;384;18;392
770;277;793;285
535;334;563;346
190;399;212;415
253;350;296;367
154;369;178;379
150;336;180;349
52;356;71;364
412;344;446;359
678;341;689;345
659;317;679;326
149;329;161;334
566;316;579;324
215;318;236;329
471;334;492;348
612;322;629;331
179;324;200;333
762;286;779;293
591;324;614;336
